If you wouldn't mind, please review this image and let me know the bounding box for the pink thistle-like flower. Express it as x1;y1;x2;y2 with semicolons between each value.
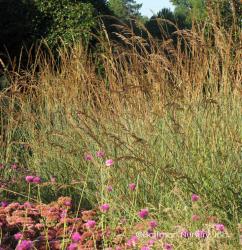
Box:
85;220;96;229
107;186;113;192
181;230;192;238
163;243;173;250
138;208;149;219
100;203;110;212
126;235;138;247
32;176;41;184
195;230;208;239
84;154;93;161
191;194;200;202
129;183;136;191
141;246;151;250
64;201;72;207
191;214;200;221
105;159;114;167
96;150;105;158
25;176;34;183
214;224;225;232
14;233;23;240
148;239;155;246
72;232;81;242
1;201;8;207
0;163;4;169
16;240;33;250
11;163;18;169
68;243;78;250
149;220;158;229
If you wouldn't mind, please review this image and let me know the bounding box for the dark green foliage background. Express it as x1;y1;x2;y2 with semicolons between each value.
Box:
0;0;240;62
0;0;110;58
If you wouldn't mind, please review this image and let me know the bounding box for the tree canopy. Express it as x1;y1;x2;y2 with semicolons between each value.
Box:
170;0;206;24
108;0;142;19
0;0;110;59
0;0;240;64
170;0;241;27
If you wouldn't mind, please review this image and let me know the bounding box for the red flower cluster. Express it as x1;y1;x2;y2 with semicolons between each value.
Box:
0;197;124;249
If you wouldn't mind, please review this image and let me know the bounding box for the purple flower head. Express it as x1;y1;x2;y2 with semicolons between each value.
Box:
149;220;158;229
214;224;225;232
105;159;114;167
25;176;34;183
96;150;105;158
1;201;8;207
191;194;200;202
100;203;110;212
163;243;173;250
148;239;155;246
72;232;81;242
131;235;138;241
0;163;4;169
129;183;136;191
126;235;138;247
32;176;41;184
11;163;18;169
16;240;33;250
138;208;149;219
195;230;208;239
33;176;41;184
107;186;113;192
64;201;72;207
141;246;151;250
115;247;122;250
68;243;78;250
84;153;93;161
14;233;23;240
85;220;96;229
181;230;192;238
